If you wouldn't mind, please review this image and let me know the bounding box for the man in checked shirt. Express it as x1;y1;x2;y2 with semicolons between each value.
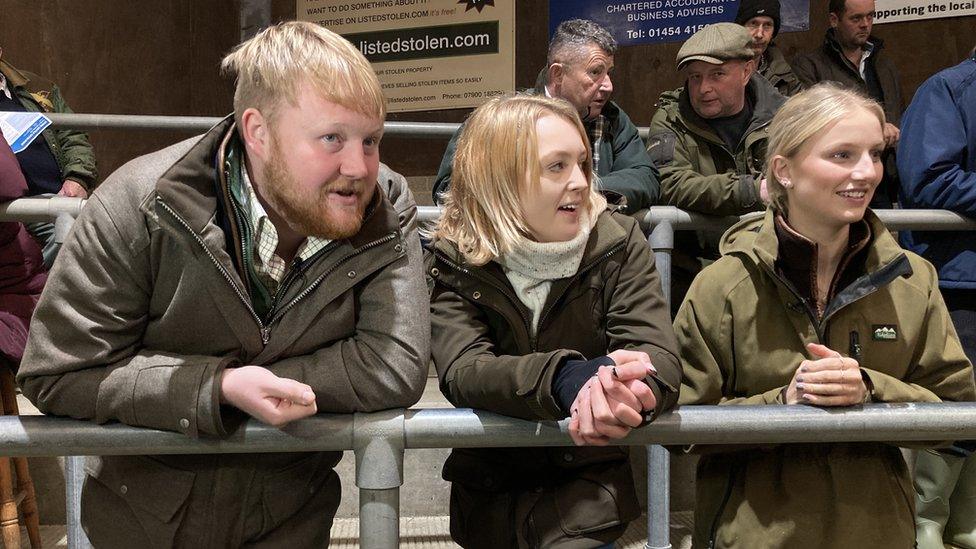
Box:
18;22;428;547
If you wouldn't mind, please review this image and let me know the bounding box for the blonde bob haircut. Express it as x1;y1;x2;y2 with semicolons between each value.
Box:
765;82;885;213
432;94;607;266
220;21;385;127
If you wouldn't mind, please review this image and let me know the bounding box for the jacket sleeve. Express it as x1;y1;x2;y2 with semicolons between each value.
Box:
861;262;976;404
675;273;787;407
647;110;762;216
431;125;462;204
897;76;976;215
597;111;660;212
878;56;904;127
18;194;232;438
268;175;430;412
790;53;821;89
430;280;584;421
605;220;681;419
48;85;98;190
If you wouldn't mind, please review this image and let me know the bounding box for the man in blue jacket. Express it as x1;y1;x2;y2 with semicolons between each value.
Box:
898;48;976;549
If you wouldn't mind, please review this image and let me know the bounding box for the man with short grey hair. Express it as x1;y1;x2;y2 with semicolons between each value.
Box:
433;19;659;213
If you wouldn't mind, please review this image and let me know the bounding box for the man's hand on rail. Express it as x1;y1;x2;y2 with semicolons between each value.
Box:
882;122;900;148
784;343;868;406
58;179;88;199
220;365;317;427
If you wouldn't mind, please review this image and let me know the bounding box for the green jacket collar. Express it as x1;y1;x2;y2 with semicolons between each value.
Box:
0;59;29;89
721;208;911;280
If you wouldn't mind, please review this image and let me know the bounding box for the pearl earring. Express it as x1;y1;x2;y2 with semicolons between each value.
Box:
781;179;792;189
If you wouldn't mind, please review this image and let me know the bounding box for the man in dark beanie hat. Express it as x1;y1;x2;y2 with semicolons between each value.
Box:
735;0;804;96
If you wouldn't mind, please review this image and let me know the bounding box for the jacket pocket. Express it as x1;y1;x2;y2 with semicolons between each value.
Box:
552;460;640;536
449;483;516;549
261;452;338;531
83;455;195;544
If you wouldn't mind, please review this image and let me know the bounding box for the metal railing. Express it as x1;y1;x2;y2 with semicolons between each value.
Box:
2;405;976;548
5;111;976;547
45;112;657;139
2;199;975;548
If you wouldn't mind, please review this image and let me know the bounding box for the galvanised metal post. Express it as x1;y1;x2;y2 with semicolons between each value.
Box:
64;456;91;549
647;220;675;549
354;409;406;549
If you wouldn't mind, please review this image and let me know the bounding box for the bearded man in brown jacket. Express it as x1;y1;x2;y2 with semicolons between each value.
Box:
17;22;429;547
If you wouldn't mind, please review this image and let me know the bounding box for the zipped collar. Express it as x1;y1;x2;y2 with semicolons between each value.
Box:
431;208;630;351
721;208;913;337
432;207;629;278
723;209;908;276
823;29;885;75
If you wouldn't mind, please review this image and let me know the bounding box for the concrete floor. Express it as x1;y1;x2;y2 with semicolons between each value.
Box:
21;512;696;548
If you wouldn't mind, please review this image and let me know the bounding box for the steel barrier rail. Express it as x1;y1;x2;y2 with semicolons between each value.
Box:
7;198;976;549
41;112;464;139
1;404;976;549
418;205;976;231
0;403;973;457
39;112;652;139
0;197;85;222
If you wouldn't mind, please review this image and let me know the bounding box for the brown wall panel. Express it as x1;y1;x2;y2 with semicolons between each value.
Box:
2;1;973;182
0;0;241;181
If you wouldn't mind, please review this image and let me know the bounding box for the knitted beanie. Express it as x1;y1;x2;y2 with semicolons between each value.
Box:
735;0;782;37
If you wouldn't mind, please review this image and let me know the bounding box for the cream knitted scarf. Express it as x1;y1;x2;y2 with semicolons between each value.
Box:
498;208;601;336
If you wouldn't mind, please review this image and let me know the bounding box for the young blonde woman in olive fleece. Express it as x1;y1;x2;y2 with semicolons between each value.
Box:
676;83;976;549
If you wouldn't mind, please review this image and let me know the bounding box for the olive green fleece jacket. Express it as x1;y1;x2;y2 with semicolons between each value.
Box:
0;59;97;191
675;209;976;549
646;74;785;216
427;209;680;548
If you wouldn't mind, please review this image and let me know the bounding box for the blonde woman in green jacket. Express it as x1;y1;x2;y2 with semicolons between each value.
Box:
428;94;681;548
675;83;976;548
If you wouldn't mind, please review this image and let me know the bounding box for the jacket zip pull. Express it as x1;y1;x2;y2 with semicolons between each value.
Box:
260;326;271;345
849;330;862;363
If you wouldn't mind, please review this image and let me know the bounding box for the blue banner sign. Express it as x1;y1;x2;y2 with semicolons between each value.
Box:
550;0;809;45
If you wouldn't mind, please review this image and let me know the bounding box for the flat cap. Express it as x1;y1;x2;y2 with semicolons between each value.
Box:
676;23;755;69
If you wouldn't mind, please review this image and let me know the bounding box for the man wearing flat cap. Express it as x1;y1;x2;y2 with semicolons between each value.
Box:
647;22;785;217
735;0;804;96
646;23;786;312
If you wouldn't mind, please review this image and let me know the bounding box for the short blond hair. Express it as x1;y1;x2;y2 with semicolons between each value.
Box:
220;21;385;126
432;94;607;266
765;82;885;213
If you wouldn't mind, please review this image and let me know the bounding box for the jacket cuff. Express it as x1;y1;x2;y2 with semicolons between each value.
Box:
642;373;680;423
60;166;96;192
552;356;615;415
200;357;243;437
737;174;760;210
527;350;586;420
